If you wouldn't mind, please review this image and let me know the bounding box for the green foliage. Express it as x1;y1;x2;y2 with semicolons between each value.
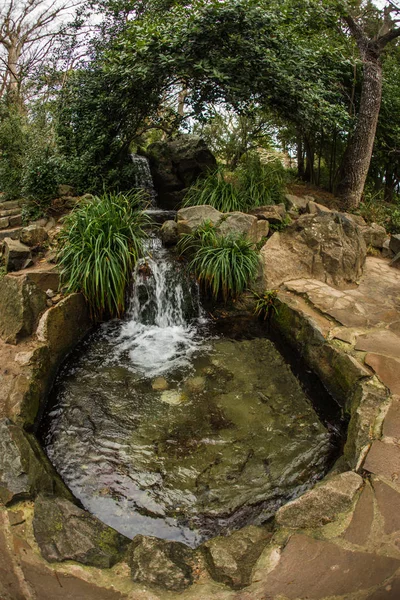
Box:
57;191;150;320
21;149;61;204
184;155;286;212
178;223;260;301
269;215;292;233
0;103;27;199
354;196;400;235
253;289;278;319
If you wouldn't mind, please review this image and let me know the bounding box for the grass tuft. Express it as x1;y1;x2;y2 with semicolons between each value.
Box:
57;190;150;320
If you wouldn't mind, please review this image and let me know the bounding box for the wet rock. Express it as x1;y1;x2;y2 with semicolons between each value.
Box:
160;389;186;405
0;274;47;343
276;471;363;528
184;376;206;394
148;135;217;210
36;293;91;356
260;213;367;290
33;495;128;567
361;223;387;249
250;203;286;223
20;225;48;247
218;212;258;241
202;525;272;589
389;234;400;255
152;377;169;391
177;205;222;234
160;220;179;245
0;419;64;504
3;237;32;272
128;535;194;591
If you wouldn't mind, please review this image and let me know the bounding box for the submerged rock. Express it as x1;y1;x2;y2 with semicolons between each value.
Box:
128;535;194;591
33;495;129;567
160;389;186;405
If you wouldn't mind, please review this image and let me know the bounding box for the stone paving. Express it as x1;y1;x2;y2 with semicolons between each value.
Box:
1;255;400;599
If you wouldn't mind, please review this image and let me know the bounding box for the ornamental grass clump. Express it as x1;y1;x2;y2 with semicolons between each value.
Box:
183;155;286;213
178;223;260;301
57;191;150;320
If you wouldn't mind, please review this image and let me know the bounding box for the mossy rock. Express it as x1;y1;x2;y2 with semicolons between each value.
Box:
33;495;129;568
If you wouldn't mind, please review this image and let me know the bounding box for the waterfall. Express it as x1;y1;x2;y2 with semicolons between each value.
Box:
114;239;205;377
131;154;156;202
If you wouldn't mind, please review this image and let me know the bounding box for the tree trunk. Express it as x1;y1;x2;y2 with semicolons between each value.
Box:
297;135;305;179
337;48;383;209
304;137;315;183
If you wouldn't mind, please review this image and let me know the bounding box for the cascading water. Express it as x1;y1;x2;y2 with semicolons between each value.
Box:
131;154;156;202
113;239;205;377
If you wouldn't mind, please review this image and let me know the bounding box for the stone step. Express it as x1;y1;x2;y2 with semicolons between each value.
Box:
0;208;20;218
0;214;22;230
0;227;23;242
0;200;23;210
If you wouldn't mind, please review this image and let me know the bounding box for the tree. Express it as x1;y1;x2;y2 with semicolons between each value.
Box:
0;0;79;101
336;1;400;207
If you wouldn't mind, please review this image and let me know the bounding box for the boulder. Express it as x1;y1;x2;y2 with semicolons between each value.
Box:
0;419;67;505
202;526;272;589
260;213;367;290
306;201;332;216
218;212;258;241
3;238;32;272
33;495;128;567
382;238;394;258
276;471;363;528
0;227;23;242
256;219;270;241
285;194;309;212
361;223;387;249
390;251;400;270
250;203;286;223
147;135;217;209
20;225;48;247
177;205;222;234
390;234;400;255
160;220;179;246
128;535;194;591
36;293;91;356
0;274;47;343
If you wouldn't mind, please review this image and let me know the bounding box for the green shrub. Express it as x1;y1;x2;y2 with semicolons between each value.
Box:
353;197;400;234
21;148;61;205
178;223;260;301
253;290;278;319
183;155;286;213
57;191;150;320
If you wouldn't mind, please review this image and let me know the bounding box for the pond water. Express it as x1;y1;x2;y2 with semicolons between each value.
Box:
39;240;338;548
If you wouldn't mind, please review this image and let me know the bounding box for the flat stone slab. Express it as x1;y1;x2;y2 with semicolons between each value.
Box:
372;477;400;535
383;397;400;440
343;481;374;546
367;576;400;600
259;534;400;600
365;354;400;395
355;330;400;359
363;441;400;484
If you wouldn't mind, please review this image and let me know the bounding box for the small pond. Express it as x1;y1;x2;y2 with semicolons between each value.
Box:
39;240;343;548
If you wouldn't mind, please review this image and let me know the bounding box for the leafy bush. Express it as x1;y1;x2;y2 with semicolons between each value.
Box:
0;103;27;199
353;196;400;234
57;191;150;320
183;155;286;213
21;148;61;205
178;223;260;301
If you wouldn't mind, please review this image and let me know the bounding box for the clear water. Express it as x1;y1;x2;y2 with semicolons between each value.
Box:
40;241;334;547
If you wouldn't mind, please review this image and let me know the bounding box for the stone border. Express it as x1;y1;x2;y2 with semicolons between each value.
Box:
0;270;399;600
